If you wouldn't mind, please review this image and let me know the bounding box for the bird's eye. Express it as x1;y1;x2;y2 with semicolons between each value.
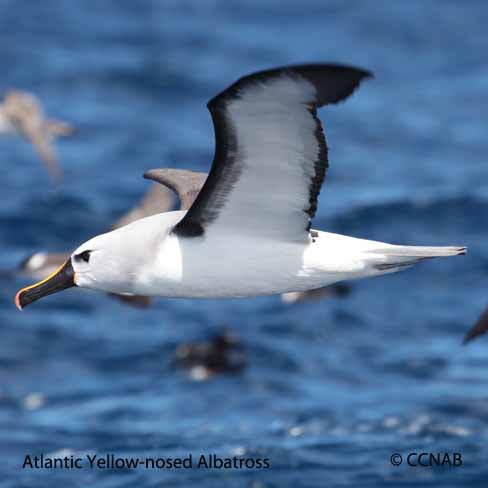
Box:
75;250;92;263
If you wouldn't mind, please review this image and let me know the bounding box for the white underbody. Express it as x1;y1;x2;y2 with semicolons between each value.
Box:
140;231;387;298
79;211;411;299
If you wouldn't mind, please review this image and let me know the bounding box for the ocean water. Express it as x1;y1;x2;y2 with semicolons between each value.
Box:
0;1;487;486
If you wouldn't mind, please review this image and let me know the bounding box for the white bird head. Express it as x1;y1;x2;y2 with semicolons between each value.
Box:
70;229;146;292
15;213;175;309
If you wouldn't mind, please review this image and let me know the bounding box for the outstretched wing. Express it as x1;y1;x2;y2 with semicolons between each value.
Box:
172;64;372;240
143;168;208;211
115;169;207;229
24;123;61;184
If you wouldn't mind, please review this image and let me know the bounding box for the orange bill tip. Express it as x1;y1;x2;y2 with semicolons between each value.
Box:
15;289;23;310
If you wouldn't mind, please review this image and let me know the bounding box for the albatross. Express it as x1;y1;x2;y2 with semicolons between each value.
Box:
15;64;466;310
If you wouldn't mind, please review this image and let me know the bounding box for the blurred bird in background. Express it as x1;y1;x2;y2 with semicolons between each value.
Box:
0;89;73;184
175;331;246;380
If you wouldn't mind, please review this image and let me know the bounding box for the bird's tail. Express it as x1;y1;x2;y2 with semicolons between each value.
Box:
368;245;466;272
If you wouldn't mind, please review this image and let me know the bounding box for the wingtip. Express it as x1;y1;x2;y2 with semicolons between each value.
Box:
462;307;488;345
143;168;159;181
462;330;478;345
340;66;373;85
362;69;374;80
144;168;175;183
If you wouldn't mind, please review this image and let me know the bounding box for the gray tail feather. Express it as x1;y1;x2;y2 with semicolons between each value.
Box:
375;261;420;271
369;245;466;272
381;245;466;258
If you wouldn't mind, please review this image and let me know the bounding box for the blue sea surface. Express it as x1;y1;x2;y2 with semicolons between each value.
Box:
0;1;487;486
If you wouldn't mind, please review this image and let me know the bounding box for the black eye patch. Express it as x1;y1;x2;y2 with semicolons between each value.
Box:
75;250;92;263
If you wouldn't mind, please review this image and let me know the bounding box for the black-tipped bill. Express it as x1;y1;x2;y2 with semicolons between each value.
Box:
15;259;76;310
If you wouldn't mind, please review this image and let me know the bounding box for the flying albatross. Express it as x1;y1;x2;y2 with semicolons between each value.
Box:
14;64;466;310
0;89;73;184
